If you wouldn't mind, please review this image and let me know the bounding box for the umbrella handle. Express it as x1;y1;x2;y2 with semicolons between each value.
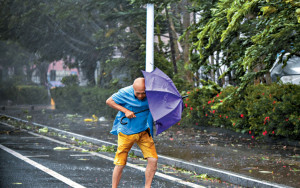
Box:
120;116;128;125
120;109;149;125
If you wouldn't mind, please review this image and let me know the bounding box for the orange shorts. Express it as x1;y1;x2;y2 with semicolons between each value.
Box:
114;129;158;165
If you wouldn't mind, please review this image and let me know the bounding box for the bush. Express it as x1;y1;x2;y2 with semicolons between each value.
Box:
51;86;82;112
245;84;300;139
50;86;117;118
184;82;300;140
16;85;49;104
182;80;221;127
0;81;17;104
0;83;49;105
61;75;79;86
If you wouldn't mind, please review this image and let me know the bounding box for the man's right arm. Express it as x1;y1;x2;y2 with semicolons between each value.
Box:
106;97;136;119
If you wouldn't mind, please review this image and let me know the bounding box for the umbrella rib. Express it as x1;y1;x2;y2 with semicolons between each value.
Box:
145;90;181;98
145;74;178;92
144;69;170;80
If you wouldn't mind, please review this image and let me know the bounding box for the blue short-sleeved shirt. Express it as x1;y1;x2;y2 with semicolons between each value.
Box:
110;85;153;136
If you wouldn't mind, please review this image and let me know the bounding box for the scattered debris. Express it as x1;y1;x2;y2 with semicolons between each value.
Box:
259;171;273;174
38;127;48;133
53;147;70;150
84;114;98;122
99;117;106;121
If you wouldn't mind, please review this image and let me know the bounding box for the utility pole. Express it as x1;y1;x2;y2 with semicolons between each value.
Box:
146;4;154;72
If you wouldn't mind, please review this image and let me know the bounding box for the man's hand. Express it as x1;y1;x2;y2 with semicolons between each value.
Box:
125;110;136;119
106;97;136;119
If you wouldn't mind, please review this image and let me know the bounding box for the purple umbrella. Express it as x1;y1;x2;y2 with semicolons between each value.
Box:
142;68;186;135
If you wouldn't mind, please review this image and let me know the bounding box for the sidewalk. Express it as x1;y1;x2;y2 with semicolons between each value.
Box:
1;105;299;187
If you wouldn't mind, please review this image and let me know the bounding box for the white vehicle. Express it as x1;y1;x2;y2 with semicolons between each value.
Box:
270;54;300;85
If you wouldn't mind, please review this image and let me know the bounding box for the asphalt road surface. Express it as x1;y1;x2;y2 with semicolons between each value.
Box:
0;123;204;188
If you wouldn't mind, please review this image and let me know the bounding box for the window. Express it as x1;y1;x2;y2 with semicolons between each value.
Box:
50;70;56;81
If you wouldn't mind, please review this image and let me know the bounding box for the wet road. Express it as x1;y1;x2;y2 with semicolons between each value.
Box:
0;124;199;188
3;107;299;187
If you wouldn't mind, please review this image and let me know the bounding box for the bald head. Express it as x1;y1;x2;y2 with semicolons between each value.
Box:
133;78;145;90
133;77;146;100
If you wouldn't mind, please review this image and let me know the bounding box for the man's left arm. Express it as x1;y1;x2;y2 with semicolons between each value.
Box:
106;97;136;119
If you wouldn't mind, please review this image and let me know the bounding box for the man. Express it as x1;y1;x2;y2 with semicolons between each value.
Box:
106;77;158;188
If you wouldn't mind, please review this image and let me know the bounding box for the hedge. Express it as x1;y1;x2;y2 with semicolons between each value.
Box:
50;86;117;118
0;84;49;105
184;83;300;140
50;83;300;140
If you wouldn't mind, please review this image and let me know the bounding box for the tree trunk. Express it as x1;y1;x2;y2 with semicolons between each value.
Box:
253;63;262;85
181;0;193;83
2;67;9;81
169;4;181;61
265;72;272;85
196;70;200;87
155;24;164;52
37;61;49;87
210;55;215;82
165;6;177;74
216;51;223;87
193;10;200;87
26;64;35;84
181;0;190;64
228;70;232;85
83;61;96;86
232;69;237;86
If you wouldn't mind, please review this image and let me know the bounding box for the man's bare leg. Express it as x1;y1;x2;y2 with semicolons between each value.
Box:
145;157;158;188
112;165;125;188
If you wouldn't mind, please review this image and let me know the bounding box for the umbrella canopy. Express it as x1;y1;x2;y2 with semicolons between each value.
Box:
142;68;184;135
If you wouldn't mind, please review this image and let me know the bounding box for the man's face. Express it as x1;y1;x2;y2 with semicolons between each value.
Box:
134;90;146;100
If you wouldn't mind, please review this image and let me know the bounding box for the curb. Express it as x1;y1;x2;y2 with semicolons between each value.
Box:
0;113;292;188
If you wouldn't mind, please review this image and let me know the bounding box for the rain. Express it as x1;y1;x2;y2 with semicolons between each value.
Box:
0;0;300;187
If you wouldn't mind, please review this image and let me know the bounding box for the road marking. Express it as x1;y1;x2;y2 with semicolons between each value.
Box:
0;144;86;188
70;154;94;157
25;155;49;158
0;121;205;188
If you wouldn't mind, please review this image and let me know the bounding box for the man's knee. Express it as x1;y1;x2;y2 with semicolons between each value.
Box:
147;157;158;168
115;165;125;169
148;157;158;162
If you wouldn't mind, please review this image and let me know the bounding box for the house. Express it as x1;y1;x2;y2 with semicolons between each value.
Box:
47;60;79;88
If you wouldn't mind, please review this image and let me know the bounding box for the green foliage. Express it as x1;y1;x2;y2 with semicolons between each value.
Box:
0;83;49;105
50;86;117;118
98;58;142;89
1;0;150;86
190;0;300;88
245;84;300;139
173;73;193;92
182;80;221;126
184;83;300;140
97;145;116;153
16;85;49;104
51;86;82;112
61;75;79;86
0;80;17;103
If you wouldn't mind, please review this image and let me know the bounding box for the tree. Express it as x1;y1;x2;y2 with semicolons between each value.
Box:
0;40;37;84
0;0;149;86
190;0;300;89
